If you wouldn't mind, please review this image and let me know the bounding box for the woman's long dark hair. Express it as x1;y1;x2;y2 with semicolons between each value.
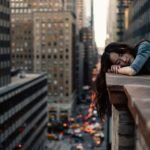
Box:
94;42;136;118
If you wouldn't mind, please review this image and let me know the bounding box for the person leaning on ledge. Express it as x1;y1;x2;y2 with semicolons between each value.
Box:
94;40;150;118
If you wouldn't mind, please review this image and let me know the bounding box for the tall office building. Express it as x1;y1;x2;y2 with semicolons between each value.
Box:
0;0;11;87
106;0;137;43
11;0;76;120
79;0;97;86
80;27;96;86
106;0;118;44
106;0;131;43
33;11;76;120
74;0;85;102
0;73;48;150
62;0;76;14
76;0;85;30
116;0;131;42
11;0;64;72
124;0;150;44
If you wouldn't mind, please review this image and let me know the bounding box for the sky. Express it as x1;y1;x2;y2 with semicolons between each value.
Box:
85;0;109;48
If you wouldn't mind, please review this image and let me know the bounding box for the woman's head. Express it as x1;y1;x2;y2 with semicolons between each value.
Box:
103;42;135;70
109;52;134;67
94;42;135;118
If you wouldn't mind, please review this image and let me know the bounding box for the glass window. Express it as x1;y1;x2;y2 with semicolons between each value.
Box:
48;23;51;28
42;23;46;27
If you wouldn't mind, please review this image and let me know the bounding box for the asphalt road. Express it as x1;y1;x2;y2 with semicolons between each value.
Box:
44;100;106;150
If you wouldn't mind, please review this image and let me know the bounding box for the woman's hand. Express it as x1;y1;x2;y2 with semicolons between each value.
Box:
109;65;136;76
110;65;121;73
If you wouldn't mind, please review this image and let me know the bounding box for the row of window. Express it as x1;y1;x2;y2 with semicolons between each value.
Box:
0;34;10;41
37;18;70;23
24;123;46;150
12;39;69;46
21;113;47;150
11;41;30;47
0;81;47;115
0;26;10;34
12;47;68;54
0;92;47;146
0;60;10;68
35;22;69;28
11;48;69;56
0;75;10;87
39;54;69;59
11;16;69;22
0;4;9;14
0;1;10;83
0;48;10;54
11;2;62;8
0;19;10;28
1;101;47;149
0;74;47;101
11;8;63;14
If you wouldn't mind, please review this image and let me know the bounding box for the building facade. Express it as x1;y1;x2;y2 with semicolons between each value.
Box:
76;0;85;30
106;0;131;43
11;13;33;72
11;0;76;120
0;73;48;150
124;0;150;44
106;0;141;43
11;0;64;72
0;0;11;87
33;11;76;120
116;0;131;42
80;27;96;86
106;0;118;44
74;42;85;102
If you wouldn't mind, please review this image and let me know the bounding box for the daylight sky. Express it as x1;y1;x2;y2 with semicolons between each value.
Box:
85;0;109;47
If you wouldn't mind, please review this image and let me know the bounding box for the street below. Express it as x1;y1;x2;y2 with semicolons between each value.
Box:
45;90;105;150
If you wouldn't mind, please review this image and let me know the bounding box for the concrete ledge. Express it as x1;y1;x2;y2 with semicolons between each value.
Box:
106;73;150;150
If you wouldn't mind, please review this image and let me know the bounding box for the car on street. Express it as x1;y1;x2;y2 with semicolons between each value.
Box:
47;133;59;140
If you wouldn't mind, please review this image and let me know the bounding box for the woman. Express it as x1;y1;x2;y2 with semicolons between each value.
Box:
95;40;150;117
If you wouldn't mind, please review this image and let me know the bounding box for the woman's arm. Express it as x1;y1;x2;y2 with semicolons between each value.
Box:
110;65;136;76
130;41;150;73
117;66;136;76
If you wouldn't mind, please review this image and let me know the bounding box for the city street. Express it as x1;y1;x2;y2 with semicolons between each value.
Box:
44;139;72;150
46;92;105;150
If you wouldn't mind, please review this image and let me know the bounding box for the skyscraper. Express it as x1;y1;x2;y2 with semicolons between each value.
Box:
124;0;150;44
11;0;76;120
106;0;118;44
80;27;96;86
11;0;64;72
116;0;131;42
106;0;132;43
79;0;97;86
76;0;85;30
0;1;11;87
0;73;48;150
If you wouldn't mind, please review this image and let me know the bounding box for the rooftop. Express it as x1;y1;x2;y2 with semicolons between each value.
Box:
0;73;46;96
